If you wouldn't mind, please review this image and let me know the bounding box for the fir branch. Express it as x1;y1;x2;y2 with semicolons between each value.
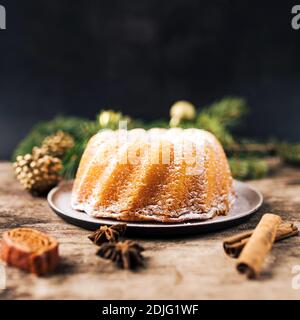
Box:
205;97;248;129
197;113;235;147
143;119;169;129
226;140;276;157
12;116;99;160
277;143;300;166
61;139;88;179
229;157;269;180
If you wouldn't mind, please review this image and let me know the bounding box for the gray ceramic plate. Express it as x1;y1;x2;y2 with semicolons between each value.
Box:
47;180;263;236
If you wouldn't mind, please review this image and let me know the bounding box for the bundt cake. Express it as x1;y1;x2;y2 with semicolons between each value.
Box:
71;128;235;223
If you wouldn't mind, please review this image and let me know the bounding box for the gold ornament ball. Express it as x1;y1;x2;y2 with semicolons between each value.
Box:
170;101;197;121
99;110;122;128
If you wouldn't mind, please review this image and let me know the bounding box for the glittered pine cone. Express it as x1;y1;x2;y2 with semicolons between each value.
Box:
13;149;62;196
40;131;74;158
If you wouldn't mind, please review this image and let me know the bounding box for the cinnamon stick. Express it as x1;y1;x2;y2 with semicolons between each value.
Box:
224;222;299;258
236;214;282;278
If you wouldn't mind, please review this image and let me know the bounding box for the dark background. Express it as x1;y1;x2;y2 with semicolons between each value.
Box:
0;0;299;159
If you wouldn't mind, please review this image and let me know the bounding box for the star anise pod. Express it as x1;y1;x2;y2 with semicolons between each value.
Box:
88;224;127;246
97;240;145;270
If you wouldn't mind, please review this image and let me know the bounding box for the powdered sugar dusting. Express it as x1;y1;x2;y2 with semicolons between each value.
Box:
72;128;235;223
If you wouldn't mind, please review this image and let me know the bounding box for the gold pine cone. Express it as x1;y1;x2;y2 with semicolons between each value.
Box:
40;131;74;158
13;149;62;196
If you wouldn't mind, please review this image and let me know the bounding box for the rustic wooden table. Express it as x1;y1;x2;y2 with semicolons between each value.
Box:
0;161;300;300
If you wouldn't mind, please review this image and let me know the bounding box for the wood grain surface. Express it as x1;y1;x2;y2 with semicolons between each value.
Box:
0;161;300;300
